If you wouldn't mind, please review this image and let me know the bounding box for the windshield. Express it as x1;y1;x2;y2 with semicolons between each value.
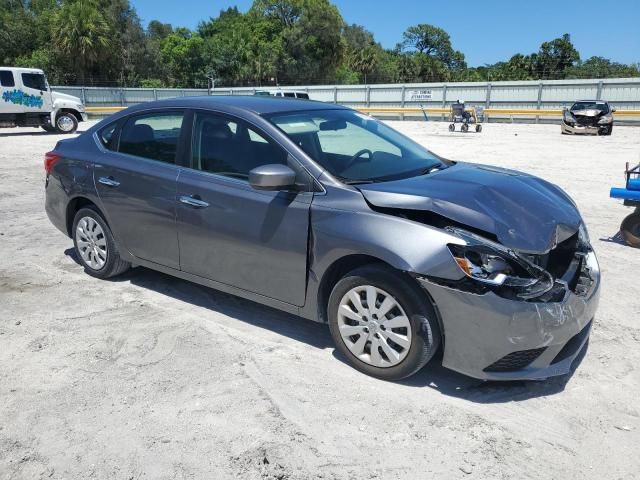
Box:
571;101;608;113
268;109;445;183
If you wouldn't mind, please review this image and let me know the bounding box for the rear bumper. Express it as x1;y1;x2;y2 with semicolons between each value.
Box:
419;251;600;381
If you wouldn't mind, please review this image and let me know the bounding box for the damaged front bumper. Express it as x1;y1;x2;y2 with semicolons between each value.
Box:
561;120;607;135
417;250;600;381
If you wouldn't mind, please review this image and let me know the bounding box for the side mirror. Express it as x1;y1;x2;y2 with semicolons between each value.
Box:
249;164;296;191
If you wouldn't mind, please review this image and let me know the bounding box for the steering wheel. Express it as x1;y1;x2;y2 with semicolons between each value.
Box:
343;149;373;170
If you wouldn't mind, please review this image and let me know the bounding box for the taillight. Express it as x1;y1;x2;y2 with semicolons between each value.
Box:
44;151;61;174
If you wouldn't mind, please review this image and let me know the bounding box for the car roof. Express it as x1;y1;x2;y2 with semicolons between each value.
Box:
122;95;345;116
0;66;44;74
574;99;607;103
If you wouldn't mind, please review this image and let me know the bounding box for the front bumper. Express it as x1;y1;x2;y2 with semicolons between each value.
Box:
561;120;609;135
419;251;600;381
79;112;88;122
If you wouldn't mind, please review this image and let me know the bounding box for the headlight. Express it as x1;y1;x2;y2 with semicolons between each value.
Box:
445;228;553;300
563;111;575;124
598;114;613;124
76;103;86;112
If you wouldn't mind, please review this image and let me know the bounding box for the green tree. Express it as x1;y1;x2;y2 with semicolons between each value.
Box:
401;23;466;69
51;0;112;84
160;30;206;87
534;33;579;79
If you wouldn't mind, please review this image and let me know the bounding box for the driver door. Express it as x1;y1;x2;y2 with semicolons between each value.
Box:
177;111;314;306
18;71;53;114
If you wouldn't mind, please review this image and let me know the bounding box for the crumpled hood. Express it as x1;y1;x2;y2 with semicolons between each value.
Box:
570;109;604;117
358;162;582;254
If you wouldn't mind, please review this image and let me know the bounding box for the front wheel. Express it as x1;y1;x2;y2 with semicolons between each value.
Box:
621;212;640;248
55;112;78;134
328;265;441;380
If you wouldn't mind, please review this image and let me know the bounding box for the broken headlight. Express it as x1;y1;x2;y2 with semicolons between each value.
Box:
563;110;576;125
598;114;613;124
445;228;554;300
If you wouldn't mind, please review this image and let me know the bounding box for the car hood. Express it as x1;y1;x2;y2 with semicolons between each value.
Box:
358;162;582;254
570;109;605;117
51;91;83;105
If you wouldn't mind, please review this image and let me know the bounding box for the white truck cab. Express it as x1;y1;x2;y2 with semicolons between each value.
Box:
254;89;310;99
0;67;87;133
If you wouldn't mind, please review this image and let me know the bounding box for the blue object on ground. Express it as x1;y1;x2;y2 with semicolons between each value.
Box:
610;187;640;201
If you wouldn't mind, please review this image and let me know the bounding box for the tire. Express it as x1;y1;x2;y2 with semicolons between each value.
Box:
55;112;78;134
328;264;441;381
448;124;455;132
476;124;482;133
72;207;131;278
461;123;469;133
621;212;640;248
602;125;613;136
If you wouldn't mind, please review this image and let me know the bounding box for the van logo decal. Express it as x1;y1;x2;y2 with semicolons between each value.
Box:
2;89;44;108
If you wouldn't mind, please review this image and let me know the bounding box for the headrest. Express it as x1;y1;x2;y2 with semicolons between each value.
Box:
123;123;154;143
202;120;232;140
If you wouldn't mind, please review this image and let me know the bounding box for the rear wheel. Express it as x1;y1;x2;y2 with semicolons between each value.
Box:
448;124;455;132
476;124;482;133
72;207;131;278
328;264;441;380
55;112;78;134
621;212;640;248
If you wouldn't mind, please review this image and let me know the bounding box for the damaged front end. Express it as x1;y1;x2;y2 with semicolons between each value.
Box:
561;106;613;135
415;224;600;380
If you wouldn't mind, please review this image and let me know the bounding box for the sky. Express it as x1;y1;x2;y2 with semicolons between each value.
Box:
132;0;640;67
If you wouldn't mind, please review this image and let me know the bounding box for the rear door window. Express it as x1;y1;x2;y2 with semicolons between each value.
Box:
98;123;119;151
0;70;15;87
118;111;185;163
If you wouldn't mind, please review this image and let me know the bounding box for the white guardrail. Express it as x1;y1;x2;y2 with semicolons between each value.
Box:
56;77;640;123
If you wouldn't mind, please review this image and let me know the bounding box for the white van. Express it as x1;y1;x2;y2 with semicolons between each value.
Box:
0;67;87;133
254;89;310;99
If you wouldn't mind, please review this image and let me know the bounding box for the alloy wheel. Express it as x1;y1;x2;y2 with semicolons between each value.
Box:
337;285;412;368
75;216;108;270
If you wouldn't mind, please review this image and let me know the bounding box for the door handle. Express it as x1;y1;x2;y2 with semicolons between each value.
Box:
98;176;120;187
178;195;210;208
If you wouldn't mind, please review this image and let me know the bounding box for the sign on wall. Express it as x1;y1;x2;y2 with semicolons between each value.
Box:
409;89;432;101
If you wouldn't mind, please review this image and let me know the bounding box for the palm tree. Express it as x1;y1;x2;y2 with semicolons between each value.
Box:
51;0;112;85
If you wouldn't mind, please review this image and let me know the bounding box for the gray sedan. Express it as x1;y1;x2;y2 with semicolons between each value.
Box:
45;96;600;381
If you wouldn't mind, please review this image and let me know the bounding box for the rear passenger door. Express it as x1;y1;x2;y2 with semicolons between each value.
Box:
94;110;186;269
176;110;314;306
0;70;21;115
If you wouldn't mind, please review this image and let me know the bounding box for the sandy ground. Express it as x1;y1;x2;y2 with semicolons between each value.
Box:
1;120;639;480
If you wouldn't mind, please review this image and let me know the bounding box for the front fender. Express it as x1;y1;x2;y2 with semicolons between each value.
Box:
298;184;466;322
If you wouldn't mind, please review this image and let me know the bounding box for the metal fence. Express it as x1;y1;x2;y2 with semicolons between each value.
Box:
54;77;640;123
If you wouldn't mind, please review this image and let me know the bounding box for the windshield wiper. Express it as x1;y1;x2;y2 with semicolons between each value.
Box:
343;179;381;185
419;165;442;175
